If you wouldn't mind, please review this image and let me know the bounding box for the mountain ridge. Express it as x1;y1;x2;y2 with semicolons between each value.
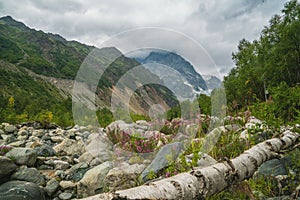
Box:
0;16;178;126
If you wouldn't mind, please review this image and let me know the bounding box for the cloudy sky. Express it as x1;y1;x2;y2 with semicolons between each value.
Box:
0;0;291;77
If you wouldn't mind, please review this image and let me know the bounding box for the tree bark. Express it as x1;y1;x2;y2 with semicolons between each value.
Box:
79;130;299;200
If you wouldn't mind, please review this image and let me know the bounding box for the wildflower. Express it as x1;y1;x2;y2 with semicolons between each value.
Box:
136;146;142;153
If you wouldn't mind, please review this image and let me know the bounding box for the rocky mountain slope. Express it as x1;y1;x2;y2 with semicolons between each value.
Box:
136;51;209;99
202;75;222;90
0;16;178;124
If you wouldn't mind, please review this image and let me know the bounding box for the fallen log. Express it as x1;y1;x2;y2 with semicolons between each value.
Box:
79;130;299;200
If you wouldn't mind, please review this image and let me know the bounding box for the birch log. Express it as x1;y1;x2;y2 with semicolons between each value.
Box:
80;130;299;200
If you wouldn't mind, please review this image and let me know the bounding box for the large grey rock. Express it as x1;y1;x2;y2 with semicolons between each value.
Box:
86;132;113;158
59;180;75;190
53;138;85;156
4;135;17;144
34;144;56;157
140;142;184;182
53;160;70;170
257;157;291;177
77;161;113;198
0;180;45;200
78;152;94;164
104;162;146;191
84;132;113;162
5;147;37;166
4;125;16;133
0;156;17;179
106;120;149;136
59;192;73;200
66;162;90;181
266;196;293;200
11;166;45;185
197;153;217;167
45;178;59;196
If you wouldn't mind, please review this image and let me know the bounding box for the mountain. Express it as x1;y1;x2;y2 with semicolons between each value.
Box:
202;75;222;90
0;16;178;126
136;51;208;99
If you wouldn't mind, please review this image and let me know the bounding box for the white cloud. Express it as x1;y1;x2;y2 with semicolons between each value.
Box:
0;0;291;77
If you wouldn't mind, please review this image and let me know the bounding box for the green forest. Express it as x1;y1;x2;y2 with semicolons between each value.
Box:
224;0;300;125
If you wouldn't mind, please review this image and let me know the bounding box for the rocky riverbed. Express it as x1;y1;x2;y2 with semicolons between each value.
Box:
0;118;299;200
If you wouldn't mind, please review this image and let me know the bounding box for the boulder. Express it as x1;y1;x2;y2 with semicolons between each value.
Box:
4;124;16;133
45;178;59;196
59;192;73;200
0;156;17;179
104;162;146;191
0;180;45;200
77;161;113;198
140;142;184;182
66;162;90;181
5;147;37;166
84;132;113;163
34;144;56;157
11;166;46;185
59;180;75;189
53;138;85;156
257;157;291;177
53;160;70;170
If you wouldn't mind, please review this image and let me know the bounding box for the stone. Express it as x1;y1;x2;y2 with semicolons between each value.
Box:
53;160;70;170
85;132;113;157
34;144;56;157
266;196;292;200
196;153;218;168
7;140;25;147
17;129;28;136
66;162;90;181
0;156;17;179
32;130;44;138
11;166;46;185
104;162;146;191
55;170;66;179
4;124;16;133
77;161;113;198
51;136;64;143
59;181;75;189
78;152;94;164
5;147;37;166
45;178;59;196
17;135;28;141
0;180;45;200
140;142;184;182
249;116;262;124
59;192;73;200
257;157;291;177
4;135;17;144
240;129;249;140
53;138;85;156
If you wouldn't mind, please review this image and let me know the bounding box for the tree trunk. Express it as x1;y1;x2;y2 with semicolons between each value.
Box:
79;130;299;200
